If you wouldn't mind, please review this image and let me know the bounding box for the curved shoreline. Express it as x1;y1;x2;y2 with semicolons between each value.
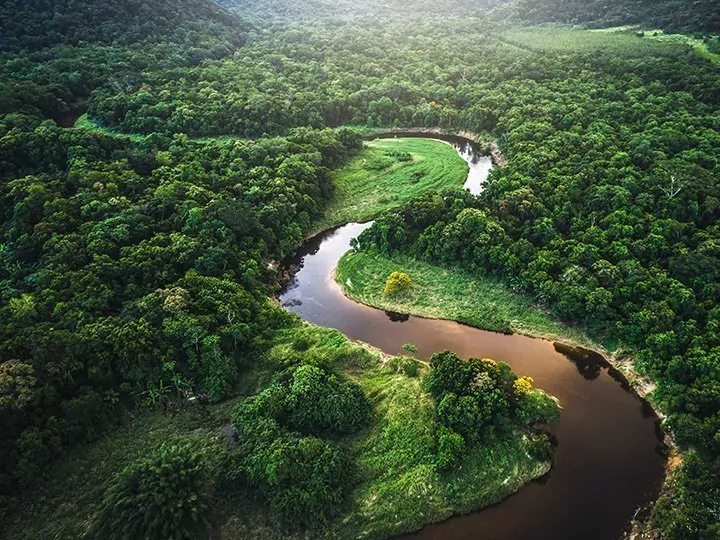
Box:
374;128;507;166
331;255;670;447
279;221;667;540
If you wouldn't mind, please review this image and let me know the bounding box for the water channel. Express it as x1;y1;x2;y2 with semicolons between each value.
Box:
279;137;666;540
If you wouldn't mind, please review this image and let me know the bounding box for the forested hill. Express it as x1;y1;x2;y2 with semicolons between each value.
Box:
0;0;249;52
502;0;720;34
224;0;719;34
219;0;502;23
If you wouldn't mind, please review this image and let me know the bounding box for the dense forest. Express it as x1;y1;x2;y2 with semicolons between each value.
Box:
501;0;720;33
222;0;720;33
1;0;720;538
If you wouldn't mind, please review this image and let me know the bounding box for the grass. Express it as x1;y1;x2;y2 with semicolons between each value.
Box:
336;250;598;348
332;368;547;540
1;323;550;540
74;113;146;142
74;114;248;144
315;138;468;233
500;26;699;59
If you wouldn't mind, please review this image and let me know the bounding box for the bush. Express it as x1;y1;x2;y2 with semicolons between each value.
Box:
287;365;371;436
264;435;352;529
527;433;554;461
435;426;466;472
386;355;422;377
89;440;211;540
516;389;560;425
232;414;354;529
383;271;412;296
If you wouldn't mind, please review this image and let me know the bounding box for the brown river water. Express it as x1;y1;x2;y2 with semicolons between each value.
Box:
278;139;666;540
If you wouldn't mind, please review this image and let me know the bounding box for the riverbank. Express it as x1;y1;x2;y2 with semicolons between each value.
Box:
336;250;598;349
282;221;665;540
375;127;507;166
335;250;672;442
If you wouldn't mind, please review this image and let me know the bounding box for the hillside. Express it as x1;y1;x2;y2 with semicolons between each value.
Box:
0;0;248;52
501;0;720;34
223;0;720;34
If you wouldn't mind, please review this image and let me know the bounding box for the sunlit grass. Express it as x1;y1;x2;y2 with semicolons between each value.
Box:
336;250;598;348
501;26;696;58
315;138;468;233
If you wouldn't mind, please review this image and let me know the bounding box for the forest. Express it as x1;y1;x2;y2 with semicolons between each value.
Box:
1;0;719;538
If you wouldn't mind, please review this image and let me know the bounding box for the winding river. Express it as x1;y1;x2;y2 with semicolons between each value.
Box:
279;138;667;540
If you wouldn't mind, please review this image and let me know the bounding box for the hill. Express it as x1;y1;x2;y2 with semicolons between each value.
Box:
223;0;720;34
0;0;248;52
501;0;720;34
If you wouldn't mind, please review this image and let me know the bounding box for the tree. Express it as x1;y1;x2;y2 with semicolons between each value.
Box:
383;271;412;296
90;440;212;540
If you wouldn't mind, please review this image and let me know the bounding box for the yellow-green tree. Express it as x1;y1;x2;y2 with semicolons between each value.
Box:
383;271;411;296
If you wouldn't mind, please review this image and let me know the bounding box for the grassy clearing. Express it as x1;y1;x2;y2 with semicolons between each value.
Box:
315;138;468;232
336;250;598;348
2;323;550;540
74;114;247;143
74;113;146;141
501;26;696;58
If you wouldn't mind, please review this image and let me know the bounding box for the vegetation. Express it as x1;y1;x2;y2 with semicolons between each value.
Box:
333;356;554;539
499;0;720;34
0;119;364;504
317;138;468;231
2;0;720;537
89;440;212;540
337;250;594;344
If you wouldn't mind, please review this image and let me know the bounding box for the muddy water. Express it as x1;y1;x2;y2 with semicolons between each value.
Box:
279;223;666;540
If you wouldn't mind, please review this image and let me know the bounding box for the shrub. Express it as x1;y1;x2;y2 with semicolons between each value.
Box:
516;389;560;425
232;414;354;529
513;376;534;397
527;433;554;461
263;435;352;529
386;355;422;377
383;271;412;296
287;365;371;435
435;426;466;472
89;440;211;540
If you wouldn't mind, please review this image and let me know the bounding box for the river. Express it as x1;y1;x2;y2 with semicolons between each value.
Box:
278;138;666;540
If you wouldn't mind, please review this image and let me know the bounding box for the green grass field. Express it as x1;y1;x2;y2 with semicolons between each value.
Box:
500;26;706;60
336;251;598;348
315;138;468;233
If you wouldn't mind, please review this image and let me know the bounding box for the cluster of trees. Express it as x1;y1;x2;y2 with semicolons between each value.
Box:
0;0;248;53
90;440;213;540
427;351;559;470
226;363;371;529
81;18;720;142
0;120;363;505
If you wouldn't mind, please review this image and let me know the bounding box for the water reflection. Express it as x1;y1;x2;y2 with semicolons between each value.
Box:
385;311;410;322
553;342;605;380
